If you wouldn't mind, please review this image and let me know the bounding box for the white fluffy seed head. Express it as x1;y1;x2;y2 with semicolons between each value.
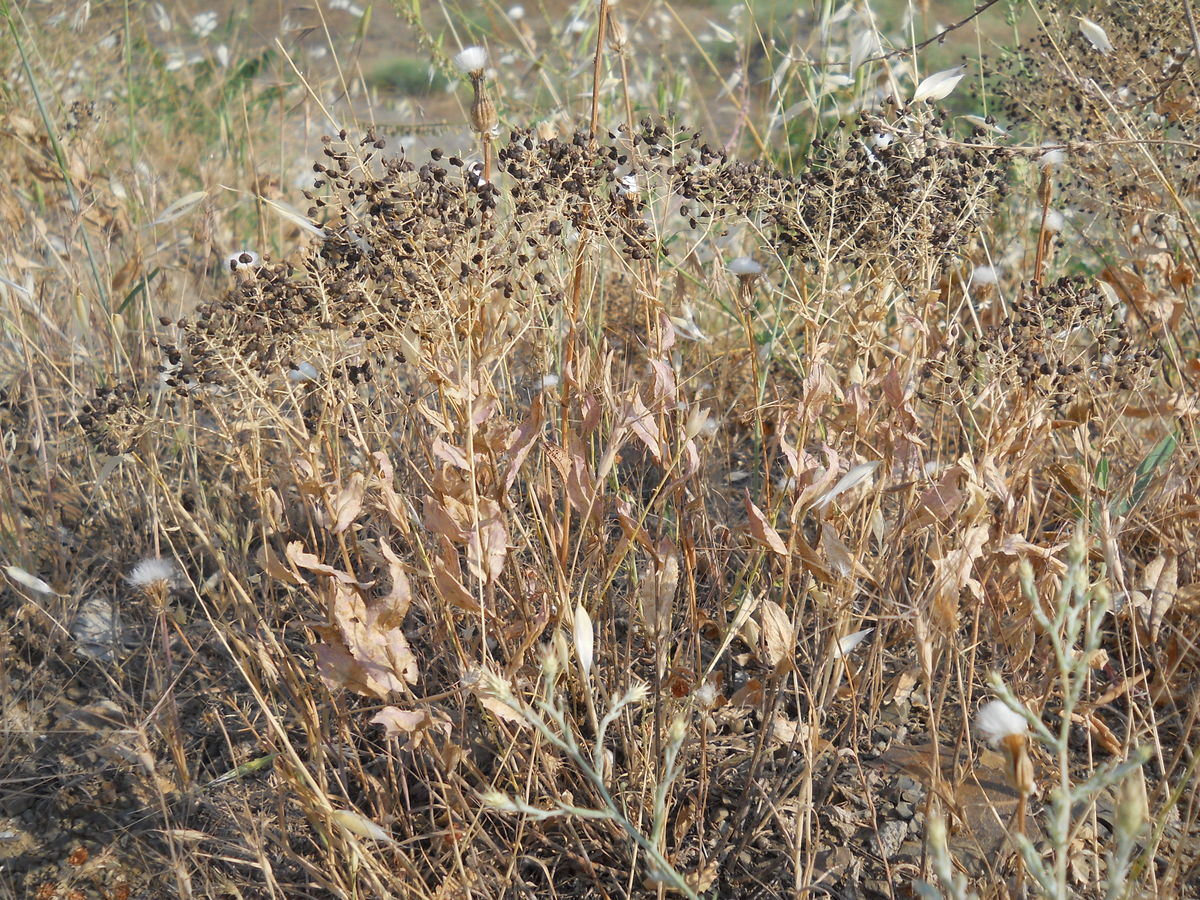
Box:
126;557;182;591
1040;143;1066;168
453;45;488;75
975;699;1028;747
972;265;999;285
728;256;763;277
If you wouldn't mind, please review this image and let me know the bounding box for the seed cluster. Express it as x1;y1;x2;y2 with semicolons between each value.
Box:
988;1;1200;237
76;123;676;449
921;275;1160;412
78;110;1010;450
661;104;1009;271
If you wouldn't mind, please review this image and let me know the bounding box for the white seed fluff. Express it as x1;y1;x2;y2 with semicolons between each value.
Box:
972;265;999;286
728;256;763;277
1040;144;1067;168
976;699;1028;746
127;557;181;590
453;46;488;74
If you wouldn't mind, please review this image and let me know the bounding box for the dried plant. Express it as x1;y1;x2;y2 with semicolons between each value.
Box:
1;1;1198;898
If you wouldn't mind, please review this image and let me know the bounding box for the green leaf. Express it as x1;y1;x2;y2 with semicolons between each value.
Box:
1110;433;1176;519
116;268;161;315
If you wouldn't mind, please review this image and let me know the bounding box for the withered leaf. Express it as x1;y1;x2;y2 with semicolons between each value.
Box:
625;393;662;463
744;491;788;556
330;472;365;535
466;498;508;584
285;541;371;586
759;598;794;667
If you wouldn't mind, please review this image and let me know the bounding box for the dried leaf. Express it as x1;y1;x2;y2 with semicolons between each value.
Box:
432;538;481;613
625;393;662;463
928;524;989;633
482;698;532;732
759;598;794;667
259;542;304;586
792;532;835;584
638;550;679;637
371;707;450;751
744;492;788;555
1140;553;1177;642
729;677;763;706
905;465;967;531
330;472;365;535
314;640;384;698
285;542;370;586
793;445;842;512
814;460;880;511
466;498;508;584
432;437;472;471
820;523;875;583
376;539;412;624
647;359;676;407
423;496;468;542
325;582;419;698
503;395;543;491
371;706;430;738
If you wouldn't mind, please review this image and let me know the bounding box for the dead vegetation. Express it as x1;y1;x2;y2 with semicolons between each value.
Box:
0;1;1198;898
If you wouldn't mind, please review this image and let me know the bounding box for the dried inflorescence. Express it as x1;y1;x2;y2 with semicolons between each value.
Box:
78;108;1009;452
662;104;1009;272
989;1;1200;243
921;275;1161;412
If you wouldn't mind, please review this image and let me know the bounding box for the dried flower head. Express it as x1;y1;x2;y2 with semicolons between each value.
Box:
453;46;488;76
126;558;183;607
472;91;498;133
